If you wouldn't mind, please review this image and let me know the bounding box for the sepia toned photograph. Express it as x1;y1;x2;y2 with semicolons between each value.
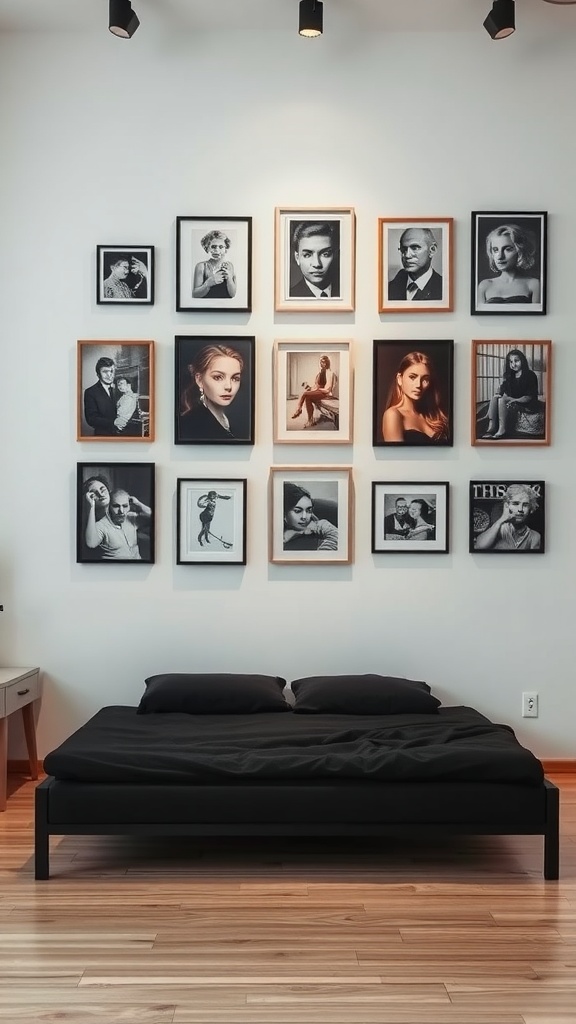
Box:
372;482;449;554
273;339;353;444
372;339;454;447
174;335;255;445
177;478;247;565
176;216;252;312
378;217;453;313
471;212;547;315
471;340;551;446
77;340;154;441
77;462;155;564
469;480;545;554
96;245;154;305
269;466;353;565
275;206;355;312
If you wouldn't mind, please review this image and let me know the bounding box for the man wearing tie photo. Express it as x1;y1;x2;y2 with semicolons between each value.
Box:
83;357;117;436
388;226;443;302
289;221;340;299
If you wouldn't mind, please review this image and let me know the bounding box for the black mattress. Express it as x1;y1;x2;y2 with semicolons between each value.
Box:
43;705;544;786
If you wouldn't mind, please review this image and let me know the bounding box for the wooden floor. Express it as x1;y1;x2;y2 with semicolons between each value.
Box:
0;774;575;1024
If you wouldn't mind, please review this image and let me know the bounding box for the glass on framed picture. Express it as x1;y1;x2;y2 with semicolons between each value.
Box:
469;480;545;554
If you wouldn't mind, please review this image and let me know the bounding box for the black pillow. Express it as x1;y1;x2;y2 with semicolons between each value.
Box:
291;674;441;715
137;673;290;715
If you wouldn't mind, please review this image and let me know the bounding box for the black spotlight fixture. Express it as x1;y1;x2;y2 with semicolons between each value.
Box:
299;0;323;38
109;0;140;38
484;0;515;38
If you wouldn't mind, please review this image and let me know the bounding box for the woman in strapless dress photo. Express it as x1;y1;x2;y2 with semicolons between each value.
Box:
477;224;540;306
381;350;450;444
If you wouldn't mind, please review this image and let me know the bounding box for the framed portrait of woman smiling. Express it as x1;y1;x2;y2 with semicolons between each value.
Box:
471;211;547;315
174;336;255;445
372;339;454;447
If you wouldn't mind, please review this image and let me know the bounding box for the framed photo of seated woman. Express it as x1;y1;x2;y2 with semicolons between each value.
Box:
372;482;449;554
174;335;255;445
269;466;353;565
372;339;454;447
471;212;547;315
471;340;551;446
273;339;353;444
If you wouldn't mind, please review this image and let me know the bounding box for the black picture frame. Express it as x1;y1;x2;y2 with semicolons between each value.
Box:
174;336;255;446
176;478;247;565
371;481;449;554
471;212;547;315
372;339;454;447
176;216;252;312
469;480;545;554
77;462;155;563
96;245;154;305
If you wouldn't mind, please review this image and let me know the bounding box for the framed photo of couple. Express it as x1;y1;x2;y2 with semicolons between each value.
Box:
469;480;545;554
378;217;453;314
77;340;154;442
371;482;449;554
176;216;252;313
269;466;353;565
471;211;547;315
471;340;551;446
273;340;353;444
77;461;155;564
96;245;154;305
176;478;247;566
275;207;356;312
372;339;454;447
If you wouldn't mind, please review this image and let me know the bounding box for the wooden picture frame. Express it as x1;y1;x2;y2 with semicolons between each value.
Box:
76;462;155;564
269;466;353;565
174;336;255;446
273;339;353;444
372;339;454;447
176;216;252;312
177;478;247;565
96;245;154;305
371;481;449;554
378;217;453;313
77;339;154;441
274;206;355;312
471;211;547;315
469;480;545;554
471;340;551;446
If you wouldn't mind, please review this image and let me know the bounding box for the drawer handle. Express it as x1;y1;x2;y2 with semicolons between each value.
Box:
17;688;30;696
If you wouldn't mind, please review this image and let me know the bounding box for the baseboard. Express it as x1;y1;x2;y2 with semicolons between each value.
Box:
7;759;44;775
541;759;576;773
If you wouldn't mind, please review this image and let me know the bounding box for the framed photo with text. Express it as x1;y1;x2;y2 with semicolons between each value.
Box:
177;478;247;565
471;211;547;315
471;340;551;446
378;217;453;313
275;206;355;312
77;339;154;441
269;466;353;565
273;339;353;443
77;462;155;564
174;335;255;445
372;339;454;447
176;216;252;312
469;480;545;554
96;245;154;305
371;481;449;554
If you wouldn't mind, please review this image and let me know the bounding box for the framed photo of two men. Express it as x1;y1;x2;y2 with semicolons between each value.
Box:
372;339;454;447
471;340;551;446
469;481;545;554
371;482;449;554
471;211;547;315
96;245;154;305
76;462;155;564
275;207;356;312
176;216;252;313
378;217;453;314
77;340;154;442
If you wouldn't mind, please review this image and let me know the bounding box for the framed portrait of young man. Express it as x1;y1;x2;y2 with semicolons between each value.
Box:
274;207;356;312
471;340;551;446
96;245;154;305
176;216;252;312
471;211;547;315
378;217;453;314
273;339;353;444
174;335;255;446
77;340;154;442
371;482;449;554
469;480;545;554
269;466;353;565
372;339;454;447
176;478;247;566
77;462;155;564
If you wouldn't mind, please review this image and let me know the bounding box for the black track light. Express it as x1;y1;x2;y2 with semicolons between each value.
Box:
109;0;140;39
299;0;323;38
484;0;515;39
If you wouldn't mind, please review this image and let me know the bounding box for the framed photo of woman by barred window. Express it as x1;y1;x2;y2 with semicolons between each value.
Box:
176;216;252;312
469;480;545;554
372;339;454;447
97;246;154;305
269;466;353;565
471;212;547;315
174;336;255;446
77;339;154;442
371;482;449;554
471;340;551;446
275;207;355;312
77;462;155;564
273;339;353;444
177;478;247;565
378;217;453;314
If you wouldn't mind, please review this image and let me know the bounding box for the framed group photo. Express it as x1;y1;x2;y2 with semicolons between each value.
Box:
269;466;353;565
471;340;551;446
471;211;547;315
372;339;454;447
176;216;252;312
273;339;353;444
77;462;155;564
371;482;449;553
77;339;154;441
378;217;453;313
274;206;356;312
469;480;545;554
177;478;247;565
174;335;255;445
96;245;154;305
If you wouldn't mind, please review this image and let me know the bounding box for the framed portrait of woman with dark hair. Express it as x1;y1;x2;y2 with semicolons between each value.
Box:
471;212;547;315
269;466;353;565
372;339;454;447
174;336;255;445
471;340;551;446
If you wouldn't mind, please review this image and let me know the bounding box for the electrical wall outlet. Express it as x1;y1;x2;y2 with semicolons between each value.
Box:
522;691;539;718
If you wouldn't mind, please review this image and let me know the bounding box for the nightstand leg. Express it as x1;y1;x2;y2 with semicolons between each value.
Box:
0;718;6;811
22;703;38;781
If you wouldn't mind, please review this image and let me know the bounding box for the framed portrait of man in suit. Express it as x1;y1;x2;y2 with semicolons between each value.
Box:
275;207;356;312
378;217;454;314
77;339;154;442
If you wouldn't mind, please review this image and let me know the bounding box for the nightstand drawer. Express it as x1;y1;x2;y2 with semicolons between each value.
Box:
4;671;40;717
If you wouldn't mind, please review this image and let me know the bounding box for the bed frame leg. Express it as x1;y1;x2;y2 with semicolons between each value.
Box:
34;781;50;880
543;780;559;880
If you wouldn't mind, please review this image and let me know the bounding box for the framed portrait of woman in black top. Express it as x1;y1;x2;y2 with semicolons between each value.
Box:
471;340;551;446
176;216;252;313
174;336;255;446
471;211;547;315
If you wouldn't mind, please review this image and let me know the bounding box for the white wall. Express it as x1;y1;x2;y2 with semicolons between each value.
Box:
1;6;575;758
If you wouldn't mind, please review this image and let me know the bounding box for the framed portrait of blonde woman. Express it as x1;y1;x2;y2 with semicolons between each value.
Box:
269;466;353;565
275;207;355;312
273;339;353;444
176;216;252;313
471;340;551;446
378;217;453;313
471;211;547;315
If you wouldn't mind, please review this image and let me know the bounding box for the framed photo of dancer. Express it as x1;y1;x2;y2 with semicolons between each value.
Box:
372;339;454;447
269;466;353;565
378;217;453;314
77;339;155;442
469;480;545;554
471;340;551;446
471;212;547;315
76;461;155;564
176;216;252;312
273;339;353;444
371;481;449;554
96;246;154;305
174;335;255;445
275;206;356;312
177;478;247;565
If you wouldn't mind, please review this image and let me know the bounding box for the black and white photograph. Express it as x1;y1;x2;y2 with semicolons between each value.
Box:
273;339;353;443
471;212;547;315
372;482;449;554
372;339;454;447
469;481;545;554
471;340;551;446
177;478;247;565
275;207;355;312
77;339;154;441
378;217;453;313
269;466;353;565
96;245;154;305
77;462;155;564
174;335;255;446
176;216;252;312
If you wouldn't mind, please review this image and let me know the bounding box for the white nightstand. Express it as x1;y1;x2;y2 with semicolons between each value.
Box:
0;667;40;811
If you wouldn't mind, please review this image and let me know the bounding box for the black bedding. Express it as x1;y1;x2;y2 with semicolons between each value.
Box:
43;705;544;786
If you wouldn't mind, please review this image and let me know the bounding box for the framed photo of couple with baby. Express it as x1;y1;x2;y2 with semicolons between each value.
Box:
176;216;252;312
77;340;154;442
